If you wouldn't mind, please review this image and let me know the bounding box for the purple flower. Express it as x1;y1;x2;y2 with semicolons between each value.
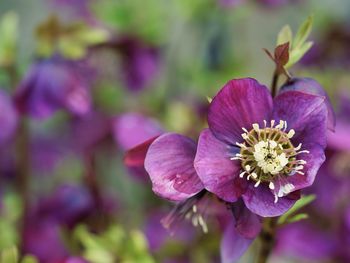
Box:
116;37;160;92
113;113;163;151
194;78;327;217
146;78;328;215
0;90;18;144
23;220;68;263
280;77;335;131
15;56;92;119
32;184;94;227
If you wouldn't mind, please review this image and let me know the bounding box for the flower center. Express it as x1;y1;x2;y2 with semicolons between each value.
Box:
231;120;309;200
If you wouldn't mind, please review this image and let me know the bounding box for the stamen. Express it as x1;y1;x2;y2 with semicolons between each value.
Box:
242;127;249;133
254;180;261;187
269;182;275;190
245;165;251;171
270;120;275;127
287;129;295;138
263;120;267;127
239;171;246;178
274;194;279;203
252;123;260;132
192;205;197;213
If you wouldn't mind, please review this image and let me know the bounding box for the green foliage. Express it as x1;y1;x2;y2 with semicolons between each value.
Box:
73;224;155;263
276;16;314;69
0;192;22;250
0;247;38;263
0;12;18;67
36;16;109;59
93;0;167;43
278;194;316;225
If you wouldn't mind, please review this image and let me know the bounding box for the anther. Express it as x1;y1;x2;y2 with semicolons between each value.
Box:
252;123;260;132
254;180;261;187
269;182;275;190
287;129;295;138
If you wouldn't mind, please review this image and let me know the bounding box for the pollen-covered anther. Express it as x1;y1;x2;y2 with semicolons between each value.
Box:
232;120;308;195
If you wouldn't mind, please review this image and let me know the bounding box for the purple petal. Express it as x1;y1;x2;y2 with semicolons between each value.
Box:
276;222;335;260
113;113;163;150
145;133;203;201
194;129;246;202
272;144;325;194
327;122;350;151
208;78;273;145
231;200;262;239
272;90;328;148
280;77;335;131
221;219;253;263
242;184;299;217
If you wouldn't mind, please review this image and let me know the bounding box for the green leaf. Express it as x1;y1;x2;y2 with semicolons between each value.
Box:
285;213;309;224
293;15;313;49
285;41;313;68
278;194;316;225
21;255;39;263
277;25;293;46
0;12;18;66
1;246;18;263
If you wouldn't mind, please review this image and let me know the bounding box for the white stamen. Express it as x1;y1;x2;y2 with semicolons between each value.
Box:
274;194;279;203
287;129;295;138
251;172;258;179
245;165;251;172
254;180;261;187
239;171;246;178
283;121;288;131
242;127;249;133
263;120;267;127
236;142;246;148
270;120;275;127
192;205;197;213
230;157;241;160
252;123;260;132
269;182;275;190
295;143;302;151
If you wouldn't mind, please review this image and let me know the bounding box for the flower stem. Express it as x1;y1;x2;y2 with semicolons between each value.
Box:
257;217;278;263
84;152;108;231
271;69;279;97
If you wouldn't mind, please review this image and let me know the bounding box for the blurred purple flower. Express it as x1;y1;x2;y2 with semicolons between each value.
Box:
116;37;160;92
32;184;94;227
15;56;92;119
0;90;18;144
62;257;89;263
113;112;163;151
144;210;196;252
23;220;68;263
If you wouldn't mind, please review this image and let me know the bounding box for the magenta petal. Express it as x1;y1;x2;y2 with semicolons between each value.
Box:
145;133;203;201
280;78;335;131
113;113;163;150
221;219;253;263
232;200;262;239
272;91;328;148
194;129;246;202
208;78;273;145
242;184;299;217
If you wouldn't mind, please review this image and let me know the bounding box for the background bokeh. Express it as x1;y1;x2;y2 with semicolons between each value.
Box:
0;0;349;262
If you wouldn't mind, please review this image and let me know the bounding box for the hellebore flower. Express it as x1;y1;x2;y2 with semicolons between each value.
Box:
144;133;262;262
15;56;92;119
0;90;18;144
116;37;160;92
113;112;163;151
194;78;328;217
